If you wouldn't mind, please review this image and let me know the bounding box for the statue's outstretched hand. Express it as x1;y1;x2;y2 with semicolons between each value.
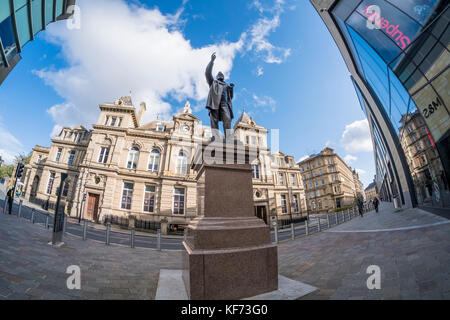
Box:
211;52;216;61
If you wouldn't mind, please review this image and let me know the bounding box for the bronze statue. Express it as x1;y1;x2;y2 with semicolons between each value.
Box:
205;52;234;139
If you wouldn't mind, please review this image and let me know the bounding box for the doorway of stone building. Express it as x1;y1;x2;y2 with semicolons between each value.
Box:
254;205;268;224
87;193;100;221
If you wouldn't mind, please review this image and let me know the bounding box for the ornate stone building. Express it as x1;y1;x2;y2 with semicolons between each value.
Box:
23;96;306;228
298;147;363;214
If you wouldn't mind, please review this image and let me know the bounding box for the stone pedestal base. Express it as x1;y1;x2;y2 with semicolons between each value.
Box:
183;141;278;300
182;236;277;300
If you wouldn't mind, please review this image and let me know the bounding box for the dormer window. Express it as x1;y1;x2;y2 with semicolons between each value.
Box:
104;116;109;125
156;122;165;132
118;118;122;127
111;117;117;126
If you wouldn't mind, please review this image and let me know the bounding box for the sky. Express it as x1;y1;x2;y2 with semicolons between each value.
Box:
0;0;375;187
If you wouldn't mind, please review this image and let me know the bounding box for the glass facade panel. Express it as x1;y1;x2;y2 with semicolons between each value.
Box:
31;0;43;34
386;0;443;25
15;5;31;47
0;16;17;60
45;0;54;25
0;1;11;23
56;0;64;17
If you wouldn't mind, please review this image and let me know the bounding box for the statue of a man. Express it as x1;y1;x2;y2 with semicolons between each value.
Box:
205;52;234;139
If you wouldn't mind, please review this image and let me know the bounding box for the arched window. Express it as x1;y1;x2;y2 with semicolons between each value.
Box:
148;149;160;172
176;151;187;174
127;146;139;169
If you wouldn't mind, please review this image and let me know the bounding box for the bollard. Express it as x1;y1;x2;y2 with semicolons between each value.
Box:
291;223;295;240
106;222;111;245
83;219;88;240
334;212;337;225
305;219;309;235
130;227;135;248
31;209;35;223
317;216;321;232
274;225;279;244
157;228;161;250
45;214;50;229
327;214;330;229
183;228;187;242
2;195;7;214
343;210;346;222
63;215;67;233
18;200;23;217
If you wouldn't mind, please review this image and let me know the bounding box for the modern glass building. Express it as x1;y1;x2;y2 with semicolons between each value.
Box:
311;0;449;209
0;0;76;84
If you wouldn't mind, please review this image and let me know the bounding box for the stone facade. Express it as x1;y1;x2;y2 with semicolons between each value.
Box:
298;147;363;214
23;96;306;228
365;181;378;201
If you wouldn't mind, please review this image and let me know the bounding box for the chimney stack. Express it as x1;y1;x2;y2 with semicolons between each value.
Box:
137;102;147;126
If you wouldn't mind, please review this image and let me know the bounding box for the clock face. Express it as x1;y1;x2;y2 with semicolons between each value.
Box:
182;125;190;132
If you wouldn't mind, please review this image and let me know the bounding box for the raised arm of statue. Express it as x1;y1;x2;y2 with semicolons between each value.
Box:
205;52;215;87
228;83;234;100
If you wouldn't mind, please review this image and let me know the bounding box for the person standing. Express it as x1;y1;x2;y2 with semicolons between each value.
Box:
373;197;379;213
6;187;14;215
357;197;364;217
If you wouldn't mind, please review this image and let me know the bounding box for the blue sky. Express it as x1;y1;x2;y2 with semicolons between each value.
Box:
0;0;375;187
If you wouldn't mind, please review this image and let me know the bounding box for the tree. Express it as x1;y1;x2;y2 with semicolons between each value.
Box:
0;165;14;178
14;152;32;165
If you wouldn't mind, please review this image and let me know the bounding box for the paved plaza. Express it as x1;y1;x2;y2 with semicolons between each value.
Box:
0;201;449;299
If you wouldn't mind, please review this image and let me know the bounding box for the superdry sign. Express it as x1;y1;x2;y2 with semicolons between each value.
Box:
362;5;411;50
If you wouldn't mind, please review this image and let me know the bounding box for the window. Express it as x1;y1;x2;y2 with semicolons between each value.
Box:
324;199;328;208
143;185;156;213
290;174;295;185
310;192;314;198
318;200;322;209
281;195;287;214
110;117;117;126
302;167;305;172
127;147;139;169
37;155;42;164
46;173;55;195
121;182;134;210
118;118;122;127
176;151;188;174
309;182;313;188
315;181;319;187
104;116;109;125
303;174;306;180
251;136;257;145
62;181;70;197
73;133;77;142
98;147;110;163
306;165;309;170
156;122;165;132
293;195;299;213
148;149;160;172
68;150;76;165
321;179;325;185
246;136;249;144
312;163;315;169
313;171;317;177
307;173;311;179
312;201;316;210
251;164;260;179
316;190;321;197
319;169;323;175
55;148;62;162
318;161;321;166
173;187;185;215
278;173;284;185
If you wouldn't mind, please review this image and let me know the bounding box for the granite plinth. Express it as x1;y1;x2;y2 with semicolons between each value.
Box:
183;142;278;300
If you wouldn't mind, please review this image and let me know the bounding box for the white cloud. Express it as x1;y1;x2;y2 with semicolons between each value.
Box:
246;0;291;64
252;94;277;112
355;168;366;175
341;119;373;152
35;0;244;129
0;119;25;164
35;0;291;131
344;154;357;163
256;66;264;76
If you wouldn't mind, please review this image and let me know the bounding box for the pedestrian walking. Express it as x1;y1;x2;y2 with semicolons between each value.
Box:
373;197;379;213
357;197;364;217
6;187;14;215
